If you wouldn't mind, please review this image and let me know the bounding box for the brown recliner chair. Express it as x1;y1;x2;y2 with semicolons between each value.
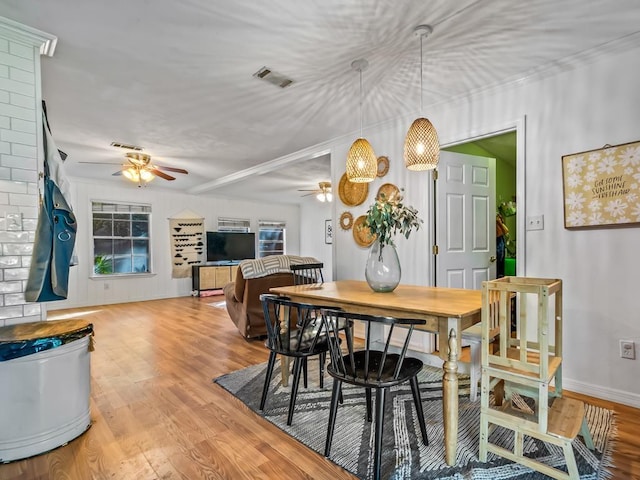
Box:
223;268;294;339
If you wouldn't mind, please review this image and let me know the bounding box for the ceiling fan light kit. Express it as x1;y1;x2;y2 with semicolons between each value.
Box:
346;59;377;183
316;181;333;202
299;181;333;202
404;25;440;171
122;165;155;186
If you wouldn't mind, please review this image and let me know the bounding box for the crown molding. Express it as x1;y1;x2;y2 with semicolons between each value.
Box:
0;15;57;57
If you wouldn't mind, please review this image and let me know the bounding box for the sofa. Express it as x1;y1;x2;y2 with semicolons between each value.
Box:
223;255;320;339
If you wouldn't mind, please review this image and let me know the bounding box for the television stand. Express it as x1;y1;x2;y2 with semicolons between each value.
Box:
191;264;240;297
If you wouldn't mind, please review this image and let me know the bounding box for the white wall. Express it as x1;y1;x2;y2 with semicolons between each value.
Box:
329;43;640;407
299;195;333;280
49;177;302;309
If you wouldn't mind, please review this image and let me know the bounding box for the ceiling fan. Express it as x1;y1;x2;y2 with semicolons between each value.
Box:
298;181;332;202
81;152;188;186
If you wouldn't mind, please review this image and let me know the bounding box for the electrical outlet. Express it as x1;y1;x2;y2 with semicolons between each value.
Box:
526;215;544;231
104;282;110;290
620;340;636;360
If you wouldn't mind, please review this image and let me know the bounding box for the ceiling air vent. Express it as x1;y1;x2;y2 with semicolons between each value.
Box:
110;141;143;151
253;66;294;89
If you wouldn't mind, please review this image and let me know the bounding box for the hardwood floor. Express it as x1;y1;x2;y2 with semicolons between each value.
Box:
0;296;638;479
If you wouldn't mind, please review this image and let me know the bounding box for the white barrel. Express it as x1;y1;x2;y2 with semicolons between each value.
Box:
0;335;91;463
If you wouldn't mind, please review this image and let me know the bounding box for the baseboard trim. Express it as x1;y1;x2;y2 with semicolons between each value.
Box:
563;377;640;409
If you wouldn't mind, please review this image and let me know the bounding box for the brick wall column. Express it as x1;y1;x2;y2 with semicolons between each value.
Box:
0;17;56;326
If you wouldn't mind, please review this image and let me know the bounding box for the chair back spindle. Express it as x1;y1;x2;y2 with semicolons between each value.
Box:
290;262;324;285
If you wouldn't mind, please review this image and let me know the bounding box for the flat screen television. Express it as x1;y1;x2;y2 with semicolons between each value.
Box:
206;231;256;262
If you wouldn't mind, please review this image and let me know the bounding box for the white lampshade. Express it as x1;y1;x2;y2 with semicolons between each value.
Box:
122;166;155;184
346;138;377;183
122;167;139;182
140;169;155;182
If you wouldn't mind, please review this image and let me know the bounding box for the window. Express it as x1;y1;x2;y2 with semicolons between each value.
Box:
217;217;250;232
92;202;151;275
258;220;286;257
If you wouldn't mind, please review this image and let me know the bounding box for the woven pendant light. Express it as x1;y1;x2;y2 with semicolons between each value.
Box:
404;25;440;171
346;59;377;183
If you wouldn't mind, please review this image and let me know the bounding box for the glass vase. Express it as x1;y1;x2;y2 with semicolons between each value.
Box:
365;239;401;292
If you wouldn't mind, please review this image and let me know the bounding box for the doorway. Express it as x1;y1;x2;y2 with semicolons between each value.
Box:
437;130;518;286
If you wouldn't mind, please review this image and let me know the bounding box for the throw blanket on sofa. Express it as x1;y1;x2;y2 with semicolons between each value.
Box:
239;255;320;279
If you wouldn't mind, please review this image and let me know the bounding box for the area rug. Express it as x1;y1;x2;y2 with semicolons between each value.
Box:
214;361;615;480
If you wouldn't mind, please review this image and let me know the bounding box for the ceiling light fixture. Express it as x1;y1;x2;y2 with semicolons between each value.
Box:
346;59;377;183
122;165;155;187
315;181;333;202
404;25;440;171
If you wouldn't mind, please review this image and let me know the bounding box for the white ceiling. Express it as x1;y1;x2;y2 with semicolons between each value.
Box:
3;0;640;203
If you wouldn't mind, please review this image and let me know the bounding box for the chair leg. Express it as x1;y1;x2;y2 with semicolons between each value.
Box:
514;430;524;456
469;341;480;402
319;351;325;389
479;413;489;462
365;387;372;422
324;378;342;457
479;369;490;462
303;357;308;389
410;376;428;446
562;439;580;480
260;351;277;411
580;416;595;450
287;357;304;426
373;388;386;480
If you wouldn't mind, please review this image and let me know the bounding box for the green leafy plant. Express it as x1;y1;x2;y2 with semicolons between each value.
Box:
363;190;423;247
94;255;113;274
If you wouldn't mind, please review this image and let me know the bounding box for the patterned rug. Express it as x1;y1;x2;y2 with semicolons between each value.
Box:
214;361;615;479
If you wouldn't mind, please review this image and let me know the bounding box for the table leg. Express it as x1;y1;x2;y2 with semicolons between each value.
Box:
443;328;458;466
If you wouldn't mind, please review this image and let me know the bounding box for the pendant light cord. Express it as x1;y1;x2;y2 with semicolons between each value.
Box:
419;33;424;115
359;67;364;137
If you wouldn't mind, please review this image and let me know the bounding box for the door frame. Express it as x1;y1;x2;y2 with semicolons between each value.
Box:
429;116;526;285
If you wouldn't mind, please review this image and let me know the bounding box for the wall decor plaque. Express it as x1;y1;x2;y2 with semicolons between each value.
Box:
339;211;354;230
352;215;376;247
377;156;390;177
376;183;400;202
562;140;640;229
338;172;369;206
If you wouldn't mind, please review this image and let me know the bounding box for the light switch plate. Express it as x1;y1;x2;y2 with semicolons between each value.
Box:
620;340;636;360
526;215;544;231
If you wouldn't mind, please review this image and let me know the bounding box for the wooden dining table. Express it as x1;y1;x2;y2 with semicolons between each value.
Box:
271;279;482;466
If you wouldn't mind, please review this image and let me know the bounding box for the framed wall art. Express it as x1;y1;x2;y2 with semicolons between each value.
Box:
562;140;640;229
325;219;333;244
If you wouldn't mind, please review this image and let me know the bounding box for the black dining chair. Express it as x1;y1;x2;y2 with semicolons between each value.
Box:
260;294;343;426
290;262;324;285
321;309;429;480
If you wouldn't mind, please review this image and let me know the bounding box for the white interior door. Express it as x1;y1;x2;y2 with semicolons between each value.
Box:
435;151;496;289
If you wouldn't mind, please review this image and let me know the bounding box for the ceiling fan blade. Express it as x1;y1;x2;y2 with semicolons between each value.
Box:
79;161;122;165
154;165;188;174
112;170;123;176
300;192;317;197
149;168;176;181
297;189;321;192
